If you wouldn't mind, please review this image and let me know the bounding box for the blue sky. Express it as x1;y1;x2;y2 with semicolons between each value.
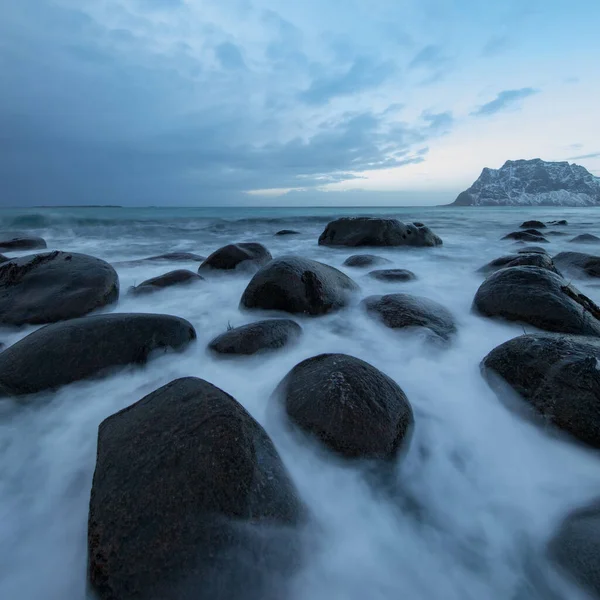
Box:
1;0;599;206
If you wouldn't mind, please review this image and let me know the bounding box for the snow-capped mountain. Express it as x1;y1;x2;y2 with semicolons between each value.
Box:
450;159;600;206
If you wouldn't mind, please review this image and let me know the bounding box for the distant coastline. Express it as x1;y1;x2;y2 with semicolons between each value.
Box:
31;205;123;208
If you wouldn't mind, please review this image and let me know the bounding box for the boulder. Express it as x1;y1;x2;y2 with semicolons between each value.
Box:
363;293;457;342
318;218;442;247
88;377;303;600
0;251;119;326
240;256;359;316
145;252;205;262
343;254;392;268
517;247;549;255
208;319;302;356
473;266;600;336
547;230;569;236
482;333;600;448
0;313;196;396
130;270;203;295
520;220;546;229
548;220;568;226
502;231;548;243
0;236;47;251
198;243;272;273
553;251;600;278
275;230;300;236
477;253;559;275
570;234;600;244
273;354;413;459
0;254;7;264
368;269;417;282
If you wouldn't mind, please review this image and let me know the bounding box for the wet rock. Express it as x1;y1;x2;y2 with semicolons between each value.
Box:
517;247;549;255
240;256;359;316
548;220;568;226
477;253;559;275
473;266;600;336
547;230;569;236
130;270;203;295
208;319;302;356
482;333;600;448
0;255;7;264
368;269;417;282
570;234;600;244
520;220;546;229
318;218;442;247
0;236;47;251
88;377;303;600
343;254;392;268
275;230;300;236
0;251;119;326
145;252;205;262
273;353;413;459
363;293;457;342
199;243;272;273
553;251;600;278
502;231;549;243
0;313;196;396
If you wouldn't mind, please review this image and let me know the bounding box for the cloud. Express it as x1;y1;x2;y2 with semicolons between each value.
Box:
408;45;446;69
471;88;539;117
568;152;600;160
215;42;246;70
421;111;454;132
481;35;509;57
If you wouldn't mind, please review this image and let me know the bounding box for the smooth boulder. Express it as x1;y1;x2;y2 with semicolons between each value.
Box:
275;230;300;236
502;231;548;243
554;251;600;278
199;243;272;273
482;333;600;448
343;254;392;268
517;246;548;255
0;251;119;326
368;269;417;282
240;256;359;316
208;319;302;356
0;313;196;396
363;293;457;342
473;266;600;336
0;236;47;251
130;270;203;295
273;354;413;459
318;218;442;247
88;377;303;600
548;220;568;226
570;234;600;244
477;253;559;275
520;220;546;229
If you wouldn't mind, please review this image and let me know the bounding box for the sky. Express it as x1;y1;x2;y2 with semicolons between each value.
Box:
1;0;599;207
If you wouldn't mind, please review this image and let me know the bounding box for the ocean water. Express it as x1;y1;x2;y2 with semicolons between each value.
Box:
1;205;600;600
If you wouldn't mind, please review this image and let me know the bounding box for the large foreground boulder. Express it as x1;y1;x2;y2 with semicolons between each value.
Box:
0;313;196;396
570;234;600;244
481;333;600;448
130;270;203;295
0;251;119;326
473;266;600;336
208;319;302;356
88;377;304;600
240;256;359;316
363;293;457;342
199;243;272;273
0;236;47;251
273;354;413;459
343;254;392;268
318;218;442;247
553;251;600;278
477;253;559;275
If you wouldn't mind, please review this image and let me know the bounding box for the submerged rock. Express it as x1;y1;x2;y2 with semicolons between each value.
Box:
275;230;300;236
0;313;196;396
0;236;47;251
520;220;546;229
240;256;359;316
548;219;568;226
0;251;119;326
88;377;303;600
477;253;559;275
130;270;203;295
570;234;600;244
517;246;549;255
144;252;205;262
208;319;302;356
273;354;413;459
473;266;600;336
553;251;600;278
318;218;442;247
199;243;272;273
502;231;549;243
343;254;392;268
368;269;417;282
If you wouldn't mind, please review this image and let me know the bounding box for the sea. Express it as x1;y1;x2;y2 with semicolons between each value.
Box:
1;205;600;600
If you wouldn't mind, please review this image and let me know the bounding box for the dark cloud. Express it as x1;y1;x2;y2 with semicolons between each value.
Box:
568;152;600;160
471;88;538;117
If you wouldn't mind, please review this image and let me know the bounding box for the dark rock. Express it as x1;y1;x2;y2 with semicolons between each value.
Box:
363;293;457;342
517;247;549;255
273;353;413;459
368;269;417;282
0;313;196;396
240;256;359;316
502;231;549;243
0;236;47;251
275;230;300;236
130;270;203;295
318;218;442;247
343;254;392;268
88;377;303;600
199;243;272;273
570;234;600;244
522;228;545;235
208;319;302;356
521;220;546;229
547;230;569;236
548;220;568;226
482;333;600;448
554;251;600;278
473;266;600;336
477;253;559;275
145;252;206;262
0;251;119;326
0;255;7;264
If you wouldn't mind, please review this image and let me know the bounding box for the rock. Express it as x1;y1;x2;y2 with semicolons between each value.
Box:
88;377;303;600
363;293;457;342
130;270;203;295
502;231;549;243
199;243;272;273
208;319;302;356
472;266;600;336
273;354;413;459
145;252;205;262
477;253;559;275
343;254;392;268
368;269;417;282
0;251;119;326
521;220;546;229
570;234;600;244
0;313;196;396
553;252;600;278
547;230;569;236
318;218;442;247
548;219;568;226
517;247;549;255
482;333;600;448
240;256;359;316
0;236;47;251
0;255;7;264
275;230;300;236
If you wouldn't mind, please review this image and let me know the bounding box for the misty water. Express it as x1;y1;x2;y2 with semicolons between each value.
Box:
1;205;600;600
